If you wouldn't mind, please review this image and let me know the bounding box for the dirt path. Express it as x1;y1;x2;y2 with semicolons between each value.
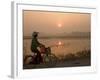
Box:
55;58;90;67
23;57;90;69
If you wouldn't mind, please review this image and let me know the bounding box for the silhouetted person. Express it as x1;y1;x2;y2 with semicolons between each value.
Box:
31;32;44;64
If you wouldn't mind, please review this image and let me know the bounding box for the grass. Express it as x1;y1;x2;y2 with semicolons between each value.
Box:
23;49;91;69
60;49;90;61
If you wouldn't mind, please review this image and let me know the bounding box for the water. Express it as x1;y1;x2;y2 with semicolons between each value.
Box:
23;38;90;58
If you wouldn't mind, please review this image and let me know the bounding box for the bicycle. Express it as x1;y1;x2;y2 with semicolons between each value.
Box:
24;46;58;67
41;47;58;66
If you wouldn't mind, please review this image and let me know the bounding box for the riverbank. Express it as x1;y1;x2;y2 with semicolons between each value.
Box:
23;50;90;69
23;56;90;69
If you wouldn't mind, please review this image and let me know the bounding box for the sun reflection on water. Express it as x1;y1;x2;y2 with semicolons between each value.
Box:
58;41;62;45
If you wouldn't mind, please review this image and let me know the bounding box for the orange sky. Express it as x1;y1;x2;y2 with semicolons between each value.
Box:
23;10;90;36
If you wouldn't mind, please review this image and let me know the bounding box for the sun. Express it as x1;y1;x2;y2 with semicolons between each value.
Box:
58;23;62;28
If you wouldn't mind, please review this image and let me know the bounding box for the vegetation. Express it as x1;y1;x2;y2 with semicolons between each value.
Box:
23;49;90;69
59;49;90;61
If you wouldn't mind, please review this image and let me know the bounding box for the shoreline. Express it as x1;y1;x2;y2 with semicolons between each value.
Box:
23;57;90;69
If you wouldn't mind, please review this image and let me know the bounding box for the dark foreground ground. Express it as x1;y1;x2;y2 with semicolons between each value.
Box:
23;57;90;69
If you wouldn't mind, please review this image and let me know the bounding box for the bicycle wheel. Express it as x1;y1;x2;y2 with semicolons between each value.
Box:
43;54;58;67
49;54;58;64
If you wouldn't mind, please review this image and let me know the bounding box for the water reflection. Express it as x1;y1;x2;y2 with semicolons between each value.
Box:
23;38;90;58
58;41;62;45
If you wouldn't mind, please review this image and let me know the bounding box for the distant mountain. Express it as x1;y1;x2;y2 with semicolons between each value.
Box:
24;32;90;39
68;32;90;37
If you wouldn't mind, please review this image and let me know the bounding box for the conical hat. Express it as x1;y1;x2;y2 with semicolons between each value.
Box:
32;32;39;36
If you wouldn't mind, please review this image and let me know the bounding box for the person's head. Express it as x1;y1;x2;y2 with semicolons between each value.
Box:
32;32;39;38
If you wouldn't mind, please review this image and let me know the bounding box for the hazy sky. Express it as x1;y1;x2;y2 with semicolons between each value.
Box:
23;10;90;36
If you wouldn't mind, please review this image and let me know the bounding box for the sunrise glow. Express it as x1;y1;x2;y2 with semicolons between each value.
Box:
58;23;62;28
